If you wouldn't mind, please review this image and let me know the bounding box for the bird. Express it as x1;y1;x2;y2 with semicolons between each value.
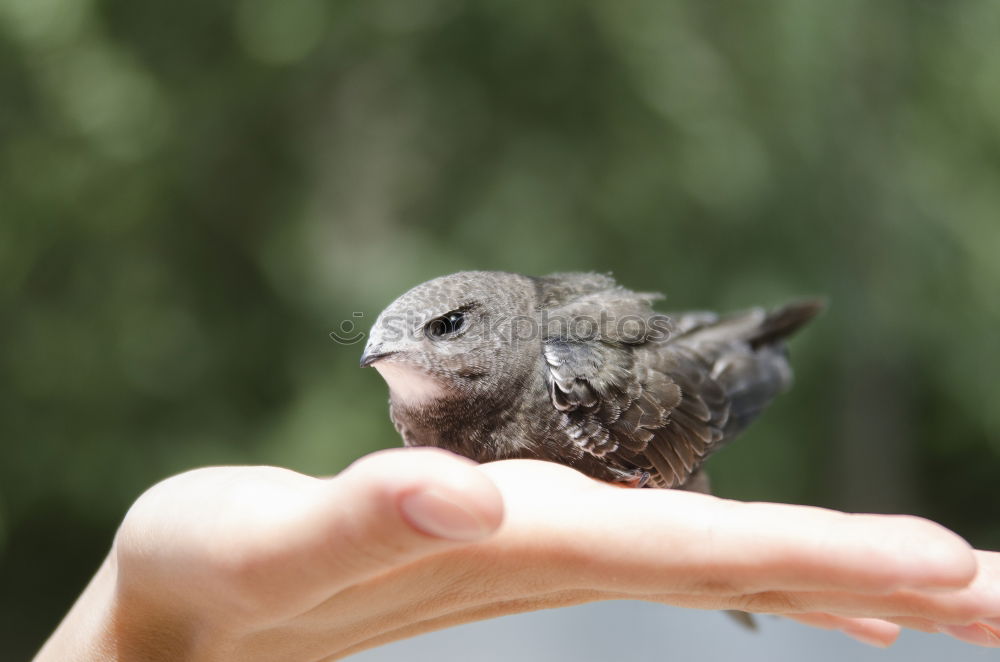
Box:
360;271;822;493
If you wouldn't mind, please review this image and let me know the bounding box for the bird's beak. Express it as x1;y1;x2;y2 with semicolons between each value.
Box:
359;345;395;368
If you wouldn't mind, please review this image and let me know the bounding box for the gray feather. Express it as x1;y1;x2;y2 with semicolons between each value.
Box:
365;271;822;491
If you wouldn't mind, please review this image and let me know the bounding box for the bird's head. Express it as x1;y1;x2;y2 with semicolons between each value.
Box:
360;271;539;406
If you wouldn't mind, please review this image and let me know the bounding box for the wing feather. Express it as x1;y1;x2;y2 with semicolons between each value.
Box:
537;273;733;488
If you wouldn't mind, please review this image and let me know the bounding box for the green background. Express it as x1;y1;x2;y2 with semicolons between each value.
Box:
2;0;999;657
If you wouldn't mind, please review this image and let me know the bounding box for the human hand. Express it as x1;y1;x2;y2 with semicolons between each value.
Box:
34;448;1000;661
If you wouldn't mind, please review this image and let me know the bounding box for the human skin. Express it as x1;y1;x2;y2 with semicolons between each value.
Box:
34;448;1000;661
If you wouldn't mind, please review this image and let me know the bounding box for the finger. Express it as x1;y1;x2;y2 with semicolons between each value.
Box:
883;616;939;633
314;448;505;586
480;460;976;596
228;448;505;618
656;500;976;594
783;612;900;648
936;622;1000;647
839;618;902;649
879;616;1000;649
735;550;1000;626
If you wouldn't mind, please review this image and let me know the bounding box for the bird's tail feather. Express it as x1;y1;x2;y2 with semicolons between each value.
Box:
715;345;792;438
672;298;824;440
746;298;826;349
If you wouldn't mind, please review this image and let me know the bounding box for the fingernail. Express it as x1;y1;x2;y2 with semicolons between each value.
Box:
842;628;892;648
400;488;493;542
937;623;1000;647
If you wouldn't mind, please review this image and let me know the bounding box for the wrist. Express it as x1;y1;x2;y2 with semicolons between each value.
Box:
34;554;197;662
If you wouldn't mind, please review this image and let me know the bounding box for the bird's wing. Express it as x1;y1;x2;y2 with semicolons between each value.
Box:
534;272;652;306
534;272;665;317
543;337;731;487
537;274;731;487
533;272;673;343
543;337;673;455
635;345;731;487
544;341;729;487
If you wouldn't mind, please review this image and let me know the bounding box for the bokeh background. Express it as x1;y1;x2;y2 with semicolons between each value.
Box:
2;0;999;658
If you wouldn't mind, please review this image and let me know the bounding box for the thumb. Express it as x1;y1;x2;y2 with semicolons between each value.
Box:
317;447;504;586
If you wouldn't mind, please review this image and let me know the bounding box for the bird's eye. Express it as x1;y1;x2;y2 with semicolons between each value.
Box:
426;311;465;338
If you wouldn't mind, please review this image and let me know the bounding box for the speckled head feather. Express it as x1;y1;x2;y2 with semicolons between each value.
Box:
362;271;537;390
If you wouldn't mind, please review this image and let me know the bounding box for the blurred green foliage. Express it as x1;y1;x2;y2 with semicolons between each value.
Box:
2;0;999;656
